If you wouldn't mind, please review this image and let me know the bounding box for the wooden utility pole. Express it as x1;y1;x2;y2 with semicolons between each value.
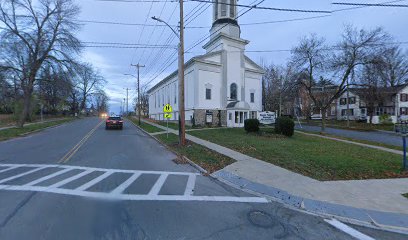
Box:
178;0;186;146
131;64;145;125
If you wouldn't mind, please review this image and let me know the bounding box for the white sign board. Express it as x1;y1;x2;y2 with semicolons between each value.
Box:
258;111;276;125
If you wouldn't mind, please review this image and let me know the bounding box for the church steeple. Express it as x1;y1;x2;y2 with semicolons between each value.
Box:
210;0;240;39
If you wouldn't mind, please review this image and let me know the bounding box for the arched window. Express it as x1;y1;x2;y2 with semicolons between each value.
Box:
230;83;237;100
221;0;227;17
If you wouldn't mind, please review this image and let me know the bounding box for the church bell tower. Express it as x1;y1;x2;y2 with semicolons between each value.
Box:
210;0;240;39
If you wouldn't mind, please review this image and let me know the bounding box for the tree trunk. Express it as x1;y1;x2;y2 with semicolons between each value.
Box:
17;93;31;128
321;108;326;133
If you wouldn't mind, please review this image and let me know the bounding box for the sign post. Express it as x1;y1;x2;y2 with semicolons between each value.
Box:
395;122;408;170
163;104;173;138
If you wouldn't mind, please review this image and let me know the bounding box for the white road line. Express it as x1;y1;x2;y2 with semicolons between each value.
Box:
324;219;376;240
184;174;196;196
110;172;142;194
0;165;22;174
48;170;93;188
0;166;47;184
0;164;200;176
75;171;114;191
0;185;269;203
148;173;169;195
25;168;73;186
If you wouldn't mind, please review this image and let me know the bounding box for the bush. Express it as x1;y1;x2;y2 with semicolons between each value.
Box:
244;119;260;133
379;114;393;125
275;116;295;137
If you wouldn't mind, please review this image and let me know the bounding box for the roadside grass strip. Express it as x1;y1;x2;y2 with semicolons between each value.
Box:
0;118;74;142
0;164;267;203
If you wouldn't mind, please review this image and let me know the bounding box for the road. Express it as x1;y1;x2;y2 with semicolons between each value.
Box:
296;124;402;147
0;117;404;239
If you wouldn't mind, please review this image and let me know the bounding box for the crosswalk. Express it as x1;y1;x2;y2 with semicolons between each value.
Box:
0;164;267;203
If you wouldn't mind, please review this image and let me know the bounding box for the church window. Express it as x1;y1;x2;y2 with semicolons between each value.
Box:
230;83;237;100
250;93;255;103
214;0;219;19
221;0;227;17
206;88;212;100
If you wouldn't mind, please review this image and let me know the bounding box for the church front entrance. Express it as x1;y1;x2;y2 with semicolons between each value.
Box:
227;110;248;128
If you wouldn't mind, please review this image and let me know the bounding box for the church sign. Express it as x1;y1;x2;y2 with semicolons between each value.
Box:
258;111;276;125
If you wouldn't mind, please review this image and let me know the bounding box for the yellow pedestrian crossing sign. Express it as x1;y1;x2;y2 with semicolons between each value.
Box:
163;104;172;113
164;114;172;119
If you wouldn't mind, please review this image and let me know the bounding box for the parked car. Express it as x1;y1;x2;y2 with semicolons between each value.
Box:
105;116;123;130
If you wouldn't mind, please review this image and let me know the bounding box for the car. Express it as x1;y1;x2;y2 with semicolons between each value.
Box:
105;116;123;130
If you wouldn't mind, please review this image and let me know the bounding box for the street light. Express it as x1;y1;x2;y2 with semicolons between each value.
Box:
152;10;186;146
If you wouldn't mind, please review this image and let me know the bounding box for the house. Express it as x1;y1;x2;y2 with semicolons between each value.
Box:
147;0;265;127
336;84;408;123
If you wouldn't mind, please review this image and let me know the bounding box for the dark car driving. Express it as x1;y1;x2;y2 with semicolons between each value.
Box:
105;116;123;130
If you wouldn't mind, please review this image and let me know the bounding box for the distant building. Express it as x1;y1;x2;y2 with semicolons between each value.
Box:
336;84;408;123
147;0;265;127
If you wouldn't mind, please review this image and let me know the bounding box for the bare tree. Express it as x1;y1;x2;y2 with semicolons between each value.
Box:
0;0;81;127
377;46;408;87
291;26;390;132
92;89;109;114
74;63;106;112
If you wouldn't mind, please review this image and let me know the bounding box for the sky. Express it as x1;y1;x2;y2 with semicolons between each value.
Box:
74;0;408;114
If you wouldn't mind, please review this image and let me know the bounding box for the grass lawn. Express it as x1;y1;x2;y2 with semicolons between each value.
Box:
128;118;164;133
0;118;74;142
156;133;235;173
189;128;407;181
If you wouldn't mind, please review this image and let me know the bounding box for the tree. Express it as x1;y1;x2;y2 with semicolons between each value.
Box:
0;0;81;127
92;89;109;114
262;63;296;115
291;26;390;132
74;63;106;112
377;46;408;87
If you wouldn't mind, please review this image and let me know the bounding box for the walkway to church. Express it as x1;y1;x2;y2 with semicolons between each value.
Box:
139;118;408;230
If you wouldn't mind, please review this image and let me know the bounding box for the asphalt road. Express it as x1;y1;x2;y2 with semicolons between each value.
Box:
296;124;402;147
0;117;405;239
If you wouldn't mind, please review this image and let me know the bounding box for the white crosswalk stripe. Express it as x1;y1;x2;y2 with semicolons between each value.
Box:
0;164;268;203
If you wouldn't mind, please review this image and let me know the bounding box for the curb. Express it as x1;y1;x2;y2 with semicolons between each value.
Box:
213;170;408;235
127;118;209;175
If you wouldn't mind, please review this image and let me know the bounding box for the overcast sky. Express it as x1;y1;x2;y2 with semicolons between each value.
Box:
74;0;408;113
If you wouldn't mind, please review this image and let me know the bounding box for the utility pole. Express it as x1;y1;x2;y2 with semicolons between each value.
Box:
124;88;130;116
178;0;186;146
131;64;145;125
151;0;185;146
346;76;350;128
123;98;126;116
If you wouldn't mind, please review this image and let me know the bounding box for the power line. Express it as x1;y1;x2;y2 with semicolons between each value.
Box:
332;2;408;8
187;0;332;13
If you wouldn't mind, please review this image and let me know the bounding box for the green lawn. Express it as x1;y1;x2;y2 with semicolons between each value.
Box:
154;121;192;130
128;118;164;133
189;128;406;181
156;133;235;173
0;118;74;142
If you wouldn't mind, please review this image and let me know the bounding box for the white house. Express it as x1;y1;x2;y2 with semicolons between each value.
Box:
147;0;264;128
336;84;408;123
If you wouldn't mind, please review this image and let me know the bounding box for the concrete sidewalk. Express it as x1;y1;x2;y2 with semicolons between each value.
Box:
141;119;408;230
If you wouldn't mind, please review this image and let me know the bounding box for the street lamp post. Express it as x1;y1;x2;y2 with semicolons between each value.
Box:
152;2;186;146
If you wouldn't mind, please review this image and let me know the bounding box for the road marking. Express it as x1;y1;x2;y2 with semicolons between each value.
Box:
0;164;268;203
0;165;22;174
184;174;196;196
75;171;113;191
58;120;103;163
0;166;47;184
324;219;376;240
25;168;73;186
148;173;169;195
110;172;141;194
48;170;93;188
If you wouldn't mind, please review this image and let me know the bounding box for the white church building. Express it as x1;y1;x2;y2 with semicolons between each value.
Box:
148;0;264;127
